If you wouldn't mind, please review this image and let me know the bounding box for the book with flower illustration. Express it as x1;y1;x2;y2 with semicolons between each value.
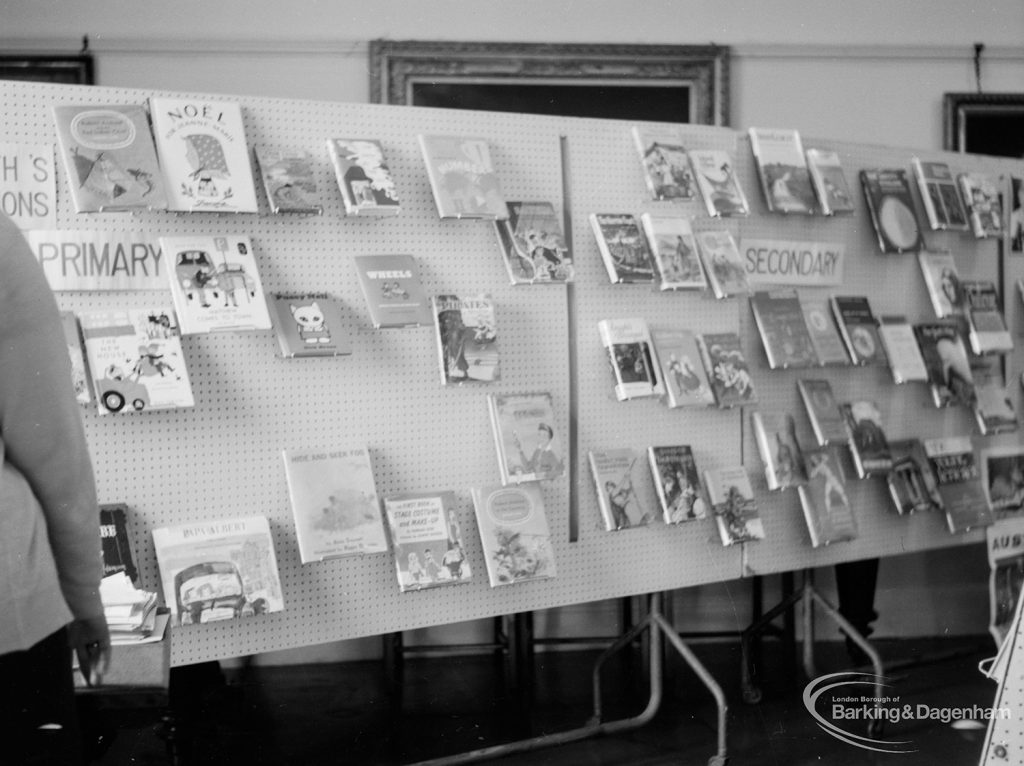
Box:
432;294;500;384
747;127;816;215
327;138;400;216
632;124;696;201
703;465;764;546
471;483;556;587
383;491;472;591
281;446;389;563
418;134;508;219
253;145;321;215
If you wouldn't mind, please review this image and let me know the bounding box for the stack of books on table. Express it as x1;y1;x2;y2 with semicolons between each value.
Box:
99;572;167;645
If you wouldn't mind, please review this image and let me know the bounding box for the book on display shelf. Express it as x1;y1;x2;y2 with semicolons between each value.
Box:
958;172;1003;239
887;438;944;515
910;158;969;231
589;213;655;284
839;400;893;479
688;148;750;218
269;293;351;358
631;124;697;201
972;356;1018;435
798;446;858;547
589;448;655;531
961;279;1012;355
799;296;851;367
432;294;500;385
99;503;139;586
805;148;855;215
597;318;663;401
487;392;566;485
639;213;708;291
829;295;885;367
148;96;259;213
876;314;929;384
749;289;818;369
913;321;976;408
494;201;573;284
52;104;167;213
651;328;715;409
383;491;472;591
699;332;757;408
647;445;708;524
418;134;508;219
696;229;749;299
747;127;817;215
924;436;994;534
327;138;400;216
986;516;1024;647
751;411;808;491
703;465;764;546
353;254;432;329
281;446;389;562
60;310;94;407
797;378;849;446
859;168;923;254
471;483;556;587
253;145;321;215
917;250;964;318
980;445;1024;515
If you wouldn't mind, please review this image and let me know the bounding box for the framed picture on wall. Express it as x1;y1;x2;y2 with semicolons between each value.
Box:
0;54;93;85
943;92;1024;159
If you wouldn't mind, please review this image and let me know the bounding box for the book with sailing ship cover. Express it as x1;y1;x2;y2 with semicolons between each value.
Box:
598;318;663;401
805;148;855;215
471;483;556;587
751;411;808;490
798;446;858;546
913;321;976;408
840;400;894;478
703;466;764;546
797;378;849;445
327;138;400;216
487;392;565;485
651;328;715;408
911;158;969;231
961;280;1012;355
747;127;817;214
53;104;167;213
269;293;351;357
887;438;944;515
918;251;964;318
924;436;994;534
749;289;817;369
859;168;923;254
418;134;508;219
353;254;432;329
696;229;749;299
829;295;885;366
631;124;696;200
253;145;321;214
383;491;472;591
647;445;708;524
639;213;707;291
800;296;851;366
959;172;1003;239
589;213;654;284
432;294;500;385
877;315;929;384
700;332;757;408
493;201;573;284
688;148;750;217
589;448;655;531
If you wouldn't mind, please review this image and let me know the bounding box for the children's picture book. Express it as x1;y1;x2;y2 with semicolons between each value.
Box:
797;378;849;445
383;491;472;591
887;438;944;515
703;466;764;546
747;127;817;214
281;446;389;562
60;310;94;407
589;213;655;284
798;446;858;547
961;279;1012;355
53;104;167;213
631;124;696;200
799;296;851;366
651;328;715;408
487;391;566;485
749;289;818;369
148;96;259;213
432;294;500;384
805;148;855;215
100;503;139;585
973;356;1019;436
917;250;964;318
597;318;663;401
639;213;707;291
910;158;969;231
958;172;1003;238
913;321;976;408
589;448;656;531
924;436;994;534
700;332;757;408
471;483;556;587
840;400;893;479
859;168;923;253
494;201;573;284
160;234;272;334
353;254;432;329
877;315;929;384
253;145;321;214
152;515;285;626
78;308;194;415
327;138;400;216
647;445;708;524
829;295;885;367
981;445;1024;515
751;411;808;490
269;293;352;357
696;229;749;299
418;134;508;219
688;149;750;217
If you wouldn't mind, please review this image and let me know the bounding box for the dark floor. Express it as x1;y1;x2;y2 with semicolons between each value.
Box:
87;634;998;765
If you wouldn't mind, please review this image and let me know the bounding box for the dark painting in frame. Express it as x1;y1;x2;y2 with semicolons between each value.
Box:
0;54;94;85
369;40;730;126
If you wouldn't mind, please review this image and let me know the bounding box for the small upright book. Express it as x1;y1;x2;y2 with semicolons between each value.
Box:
805;148;855;215
910;158;969;231
149;96;259;213
829;295;885;367
973;357;1019;435
887;438;944;515
383;491;472;591
281;446;389;562
589;448;655;531
651;328;715;408
800;296;851;366
99;504;139;585
597;318;663;401
924;436;994;534
589;213;655;284
917;251;964;318
53;104;167;213
747;127;816;214
631;124;696;200
253;146;322;215
432;294;500;385
487;392;565;484
418;134;508;219
958;172;1003;238
647;445;708;524
639;213;708;291
859;168;923;253
981;446;1024;514
471;483;556;587
269;293;352;357
840;400;893;478
751;411;808;490
797;378;849;445
696;229;749;299
700;332;757;408
494;201;573;284
877;314;929;384
798;446;858;547
961;280;1012;355
688;149;750;217
353;254;432;328
703;466;764;546
913;321;976;408
327;138;400;216
749;289;818;369
60;310;94;407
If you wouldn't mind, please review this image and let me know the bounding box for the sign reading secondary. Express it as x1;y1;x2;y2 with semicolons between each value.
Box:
26;230;166;290
742;238;845;287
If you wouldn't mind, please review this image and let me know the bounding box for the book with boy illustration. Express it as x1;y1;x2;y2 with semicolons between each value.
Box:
383;491;472;591
487;392;566;485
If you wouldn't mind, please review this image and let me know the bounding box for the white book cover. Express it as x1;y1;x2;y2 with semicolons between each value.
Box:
597;318;664;400
383;491;472;591
471;484;557;587
877;315;929;384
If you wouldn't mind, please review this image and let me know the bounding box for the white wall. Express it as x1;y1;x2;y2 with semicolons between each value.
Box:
3;0;1022;663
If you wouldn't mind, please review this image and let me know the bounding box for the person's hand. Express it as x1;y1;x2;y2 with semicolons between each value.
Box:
68;614;111;687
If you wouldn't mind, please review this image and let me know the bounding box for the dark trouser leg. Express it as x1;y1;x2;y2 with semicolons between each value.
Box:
835;558;880;664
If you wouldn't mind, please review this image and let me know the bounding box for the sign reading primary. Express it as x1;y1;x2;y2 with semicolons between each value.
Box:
27;230;166;290
743;238;845;287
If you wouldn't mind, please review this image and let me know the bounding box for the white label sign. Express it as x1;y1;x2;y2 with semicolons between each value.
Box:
0;142;56;230
742;238;845;287
26;230;166;290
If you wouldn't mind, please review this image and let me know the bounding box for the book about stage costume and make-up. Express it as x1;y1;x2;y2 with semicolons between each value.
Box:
432;294;500;385
859;168;923;254
960;279;1012;355
383;491;472;591
747;127;817;215
327;138;401;216
911;157;969;231
631;124;696;201
597;317;663;401
972;356;1019;436
493;201;573;284
471;483;556;587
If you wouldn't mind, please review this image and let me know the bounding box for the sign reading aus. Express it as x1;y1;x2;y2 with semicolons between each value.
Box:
743;238;845;287
27;230;165;291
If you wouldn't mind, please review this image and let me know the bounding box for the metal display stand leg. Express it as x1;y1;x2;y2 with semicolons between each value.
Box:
405;592;728;766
